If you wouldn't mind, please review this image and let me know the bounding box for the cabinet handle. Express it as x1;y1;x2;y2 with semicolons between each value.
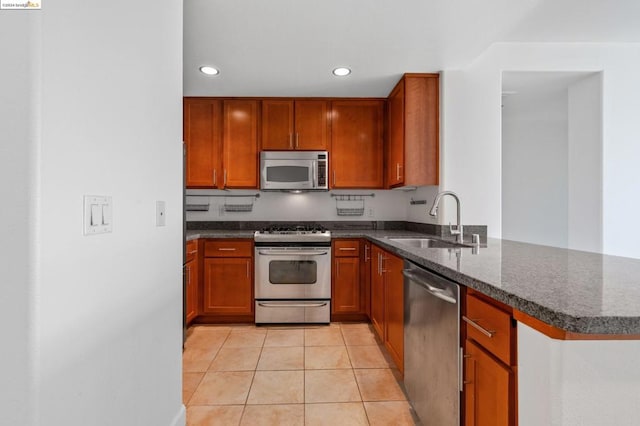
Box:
223;169;227;187
213;169;217;186
187;250;197;255
364;244;370;262
333;170;336;186
218;248;237;251
396;163;402;181
377;253;382;275
296;133;299;148
462;316;496;338
246;260;250;278
289;133;293;149
336;260;339;276
381;255;387;273
339;247;356;251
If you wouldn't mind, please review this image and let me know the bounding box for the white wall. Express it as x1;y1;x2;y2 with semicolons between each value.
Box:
1;1;185;425
502;80;569;247
518;323;640;425
0;12;38;426
442;43;640;258
568;74;603;252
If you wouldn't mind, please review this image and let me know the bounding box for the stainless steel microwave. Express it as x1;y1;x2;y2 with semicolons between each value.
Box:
260;151;328;191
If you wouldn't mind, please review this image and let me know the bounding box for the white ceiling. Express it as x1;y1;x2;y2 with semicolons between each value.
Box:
184;0;640;98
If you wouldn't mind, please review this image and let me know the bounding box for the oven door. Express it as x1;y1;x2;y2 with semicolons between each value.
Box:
255;246;331;299
260;159;315;191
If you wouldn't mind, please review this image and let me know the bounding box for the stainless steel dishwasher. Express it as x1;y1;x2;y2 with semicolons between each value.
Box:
403;260;460;426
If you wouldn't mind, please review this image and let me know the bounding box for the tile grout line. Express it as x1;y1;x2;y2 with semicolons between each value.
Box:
237;330;266;425
341;324;371;425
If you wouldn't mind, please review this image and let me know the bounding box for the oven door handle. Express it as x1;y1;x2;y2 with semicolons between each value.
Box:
257;250;329;256
257;302;328;308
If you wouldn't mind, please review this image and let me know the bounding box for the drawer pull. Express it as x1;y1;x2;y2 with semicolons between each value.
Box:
187;250;197;255
217;248;237;251
462;316;495;338
339;247;356;251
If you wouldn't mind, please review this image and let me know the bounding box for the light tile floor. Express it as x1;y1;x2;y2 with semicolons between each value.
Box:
183;323;417;425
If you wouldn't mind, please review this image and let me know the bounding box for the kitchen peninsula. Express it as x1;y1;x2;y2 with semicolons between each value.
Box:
187;221;640;426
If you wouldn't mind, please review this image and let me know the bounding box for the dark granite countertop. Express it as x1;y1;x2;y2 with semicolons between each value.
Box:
186;230;255;240
187;227;640;334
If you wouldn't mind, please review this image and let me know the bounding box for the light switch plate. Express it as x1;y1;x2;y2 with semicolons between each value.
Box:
84;195;112;235
156;201;166;227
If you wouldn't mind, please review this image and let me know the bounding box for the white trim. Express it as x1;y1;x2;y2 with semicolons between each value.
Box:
169;405;186;426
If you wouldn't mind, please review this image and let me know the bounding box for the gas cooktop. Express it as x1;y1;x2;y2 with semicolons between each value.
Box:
254;224;331;243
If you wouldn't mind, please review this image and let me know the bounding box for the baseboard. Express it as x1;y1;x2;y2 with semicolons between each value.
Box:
169;404;186;426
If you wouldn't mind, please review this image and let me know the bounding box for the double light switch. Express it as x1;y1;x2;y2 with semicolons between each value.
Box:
84;195;112;235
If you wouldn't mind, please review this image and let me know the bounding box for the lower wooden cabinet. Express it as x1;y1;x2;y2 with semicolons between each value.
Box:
464;340;514;426
332;239;368;321
370;245;386;340
463;290;517;426
201;239;254;322
370;244;404;374
185;240;199;325
383;252;404;373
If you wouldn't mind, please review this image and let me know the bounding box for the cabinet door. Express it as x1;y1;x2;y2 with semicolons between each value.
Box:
332;257;361;314
404;75;439;186
331;100;384;188
261;100;294;150
370;246;385;340
295;100;330;150
387;81;405;187
223;100;259;188
464;340;513;426
185;258;198;324
184;98;221;188
203;257;253;315
361;240;372;317
383;252;404;373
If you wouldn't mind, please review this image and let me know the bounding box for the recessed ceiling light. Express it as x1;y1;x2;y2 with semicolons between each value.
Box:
332;67;351;77
199;66;219;76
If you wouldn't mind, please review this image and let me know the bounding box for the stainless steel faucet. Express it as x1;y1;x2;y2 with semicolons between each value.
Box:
429;191;464;244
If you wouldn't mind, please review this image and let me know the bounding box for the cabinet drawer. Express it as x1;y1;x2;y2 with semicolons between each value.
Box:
204;240;253;257
465;294;513;365
333;240;360;257
186;240;198;262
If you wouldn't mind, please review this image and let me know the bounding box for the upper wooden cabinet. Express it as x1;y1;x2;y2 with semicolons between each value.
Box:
261;100;329;150
387;73;439;188
183;98;221;188
331;100;384;189
222;100;259;188
184;98;259;189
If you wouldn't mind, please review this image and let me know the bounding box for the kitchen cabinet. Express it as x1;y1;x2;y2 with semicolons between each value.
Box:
183;98;259;189
371;244;404;373
330;100;384;188
387;73;439;188
331;239;369;322
222;100;259;188
261;100;330;150
463;291;517;426
183;98;222;188
185;240;199;325
202;239;254;322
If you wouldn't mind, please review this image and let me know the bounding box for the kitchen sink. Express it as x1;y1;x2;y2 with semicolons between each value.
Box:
387;237;471;249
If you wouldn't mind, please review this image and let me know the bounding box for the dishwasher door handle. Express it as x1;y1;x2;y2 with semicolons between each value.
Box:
402;269;457;304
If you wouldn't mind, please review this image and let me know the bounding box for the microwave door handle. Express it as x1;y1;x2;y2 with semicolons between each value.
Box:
311;161;316;188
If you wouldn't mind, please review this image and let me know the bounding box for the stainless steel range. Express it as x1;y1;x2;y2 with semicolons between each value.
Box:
254;224;331;324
